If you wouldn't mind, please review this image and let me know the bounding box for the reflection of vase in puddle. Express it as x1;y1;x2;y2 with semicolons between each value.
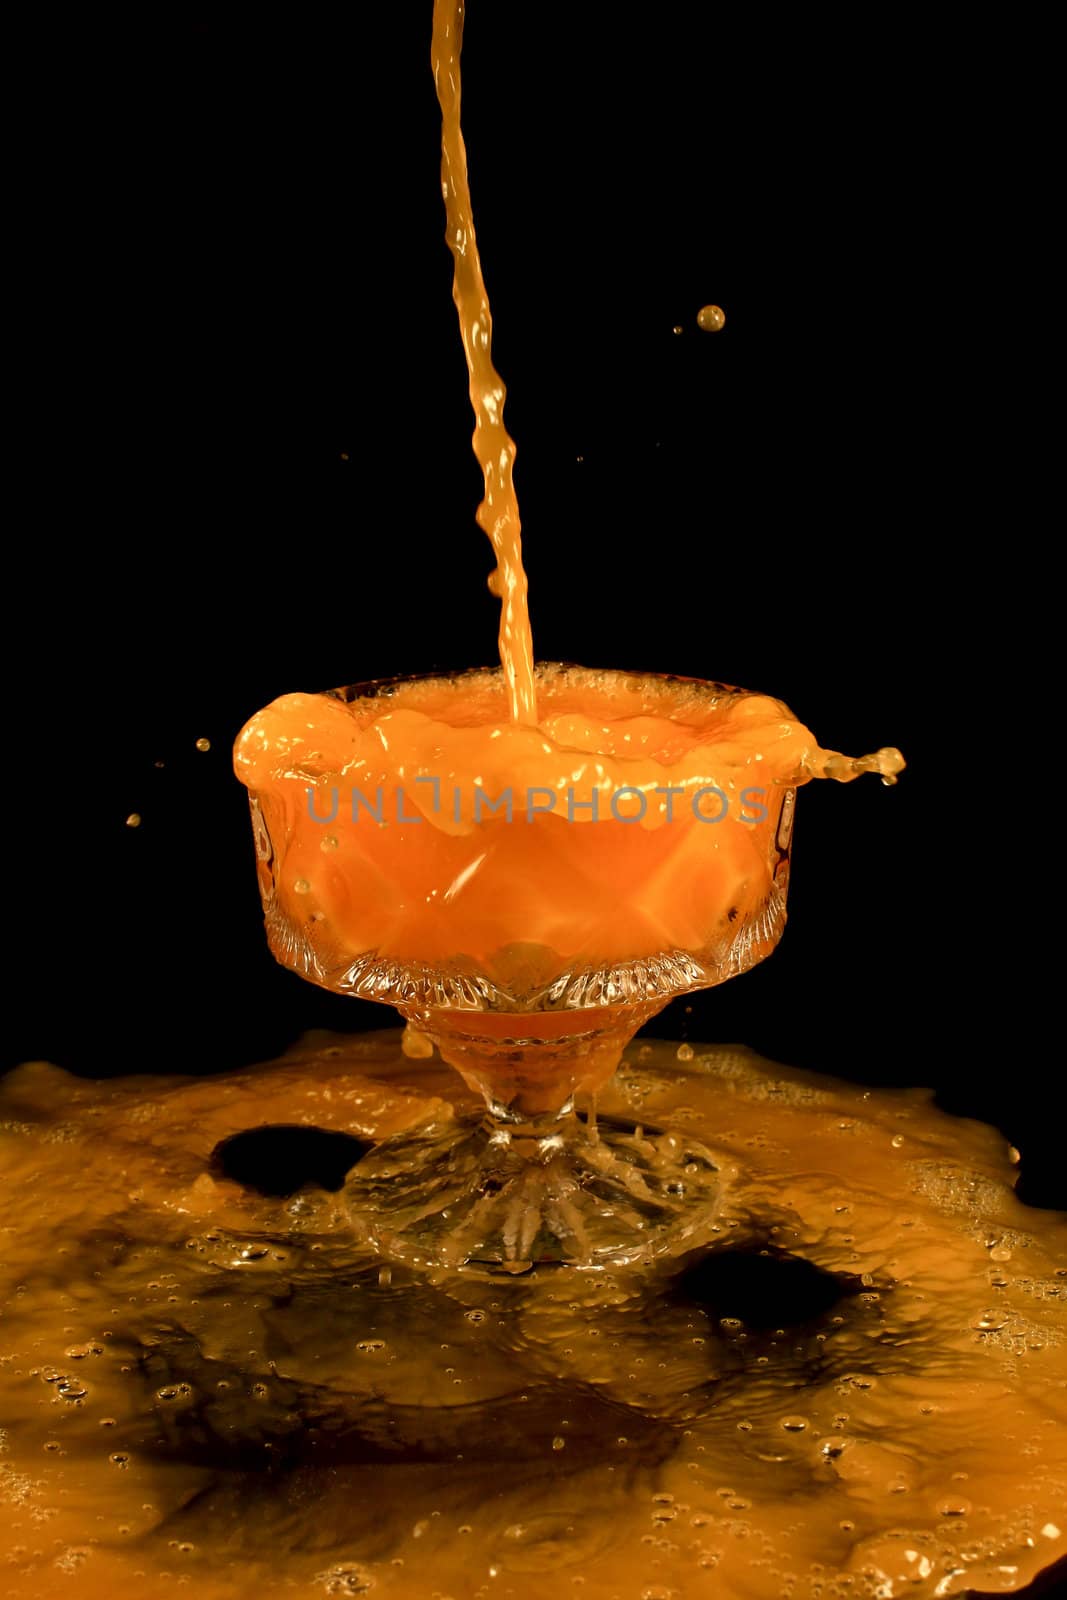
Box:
1;1032;1064;1599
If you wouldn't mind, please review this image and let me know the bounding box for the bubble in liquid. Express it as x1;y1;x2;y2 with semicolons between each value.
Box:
677;1043;695;1062
293;878;311;895
315;1563;374;1596
697;304;726;332
402;1023;435;1060
552;1435;566;1451
195;738;211;752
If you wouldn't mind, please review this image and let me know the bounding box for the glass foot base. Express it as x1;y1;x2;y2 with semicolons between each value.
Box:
343;1111;722;1273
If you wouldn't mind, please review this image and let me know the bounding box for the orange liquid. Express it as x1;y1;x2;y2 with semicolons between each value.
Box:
432;0;536;724
235;664;902;989
2;1032;1065;1600
236;12;904;1111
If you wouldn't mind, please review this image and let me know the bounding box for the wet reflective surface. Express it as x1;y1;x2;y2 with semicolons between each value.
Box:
1;1031;1064;1598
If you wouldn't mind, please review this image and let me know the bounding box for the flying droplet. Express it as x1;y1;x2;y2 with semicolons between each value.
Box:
125;813;142;828
195;738;211;753
697;304;726;333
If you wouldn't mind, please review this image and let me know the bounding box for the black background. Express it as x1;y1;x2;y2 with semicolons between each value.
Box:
9;12;1050;1200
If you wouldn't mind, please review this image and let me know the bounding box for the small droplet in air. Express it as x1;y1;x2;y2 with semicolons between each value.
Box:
125;813;142;828
195;737;211;752
672;324;684;335
676;1043;695;1062
697;304;726;333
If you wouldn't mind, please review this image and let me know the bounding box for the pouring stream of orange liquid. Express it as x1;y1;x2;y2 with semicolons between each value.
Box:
431;0;537;725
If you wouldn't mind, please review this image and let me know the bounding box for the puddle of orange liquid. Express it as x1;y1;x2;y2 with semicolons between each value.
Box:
1;1031;1064;1599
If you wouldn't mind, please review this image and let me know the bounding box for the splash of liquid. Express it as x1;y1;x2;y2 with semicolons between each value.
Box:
234;665;905;978
431;0;537;725
1;1032;1064;1599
